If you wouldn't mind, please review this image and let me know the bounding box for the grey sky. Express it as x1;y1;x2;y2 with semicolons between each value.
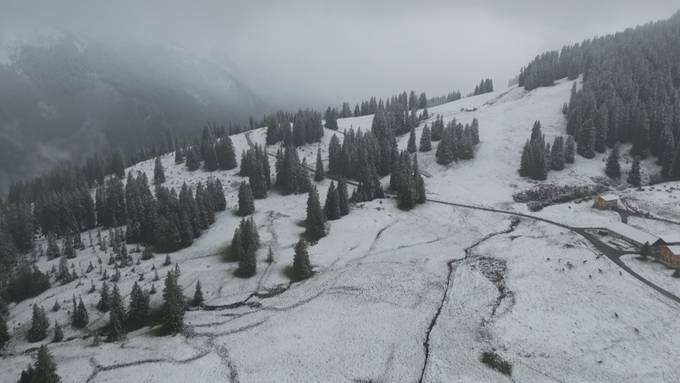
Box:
1;1;678;108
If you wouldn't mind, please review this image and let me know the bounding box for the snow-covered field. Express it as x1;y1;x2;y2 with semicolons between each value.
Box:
3;79;680;382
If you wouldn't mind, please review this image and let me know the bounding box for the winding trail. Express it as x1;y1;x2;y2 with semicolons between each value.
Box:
418;218;520;383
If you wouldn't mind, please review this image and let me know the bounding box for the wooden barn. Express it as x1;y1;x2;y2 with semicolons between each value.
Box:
593;193;619;210
657;245;680;268
653;237;680;268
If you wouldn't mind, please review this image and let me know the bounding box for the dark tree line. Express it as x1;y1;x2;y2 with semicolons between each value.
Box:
435;118;480;165
519;12;680;182
427;91;462;108
519;121;575;181
264;110;324;147
473;78;494;96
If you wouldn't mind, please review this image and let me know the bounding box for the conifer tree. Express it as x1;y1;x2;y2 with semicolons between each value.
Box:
96;282;111;312
565;136;576;163
407;126;417;153
216;136;237;170
324;182;341;221
414;155;426;204
337;179;350;216
314;147;325;181
174;147;184;164
27;305;49;342
162;271;185;334
397;157;417;210
62;236;75;259
419;124;432;152
605;146;621;179
237;238;257;278
203;144;218;171
32;345;61;383
225;228;243;262
46;234;60;260
577;119;596;158
141;246;154;260
595;105;609;153
0;315;10;349
305;186;326;241
292;239;313;280
627;157;642;186
185;148;201;171
72;298;89;329
153;157;165;185
249;160;268;199
126;282;149;330
192;280;204;307
238;181;255;216
52;321;63;342
107;285;125;341
550;136;565;171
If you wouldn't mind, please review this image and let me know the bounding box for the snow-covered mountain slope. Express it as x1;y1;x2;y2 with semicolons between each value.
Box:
2;80;680;383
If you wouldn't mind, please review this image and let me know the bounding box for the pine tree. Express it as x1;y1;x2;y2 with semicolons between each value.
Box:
27;305;49;342
0;315;10;349
153;157;165;184
238;181;255;216
550;136;565;171
577;119;596;159
31;345;61;383
640;242;652;260
52;321;63;342
292;239;313;281
419;124;432;152
46;234;60;260
174;147;184;164
565;136;576;164
337;179;350;216
237;243;257;278
305;186;326;241
414;155;426;204
324;182;341;221
162;271;185;334
216;136;237;170
605;146;621;179
192;280;204;307
72;298;89;329
96;281;111;312
203;144;218;171
185;148;201;171
126;282;149;330
107;285;125;341
595;105;609;153
398;157;416;210
314;147;325;181
141;246;154;260
627;157;642;187
407;126;417;153
249;159;268;199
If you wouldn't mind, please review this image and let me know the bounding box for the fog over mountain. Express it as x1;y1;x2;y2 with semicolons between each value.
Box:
0;34;265;191
2;0;678;107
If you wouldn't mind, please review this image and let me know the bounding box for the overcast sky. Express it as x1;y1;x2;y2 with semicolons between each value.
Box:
1;1;678;108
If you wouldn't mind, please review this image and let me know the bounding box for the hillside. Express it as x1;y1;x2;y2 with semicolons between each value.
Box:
0;34;267;192
2;77;680;382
